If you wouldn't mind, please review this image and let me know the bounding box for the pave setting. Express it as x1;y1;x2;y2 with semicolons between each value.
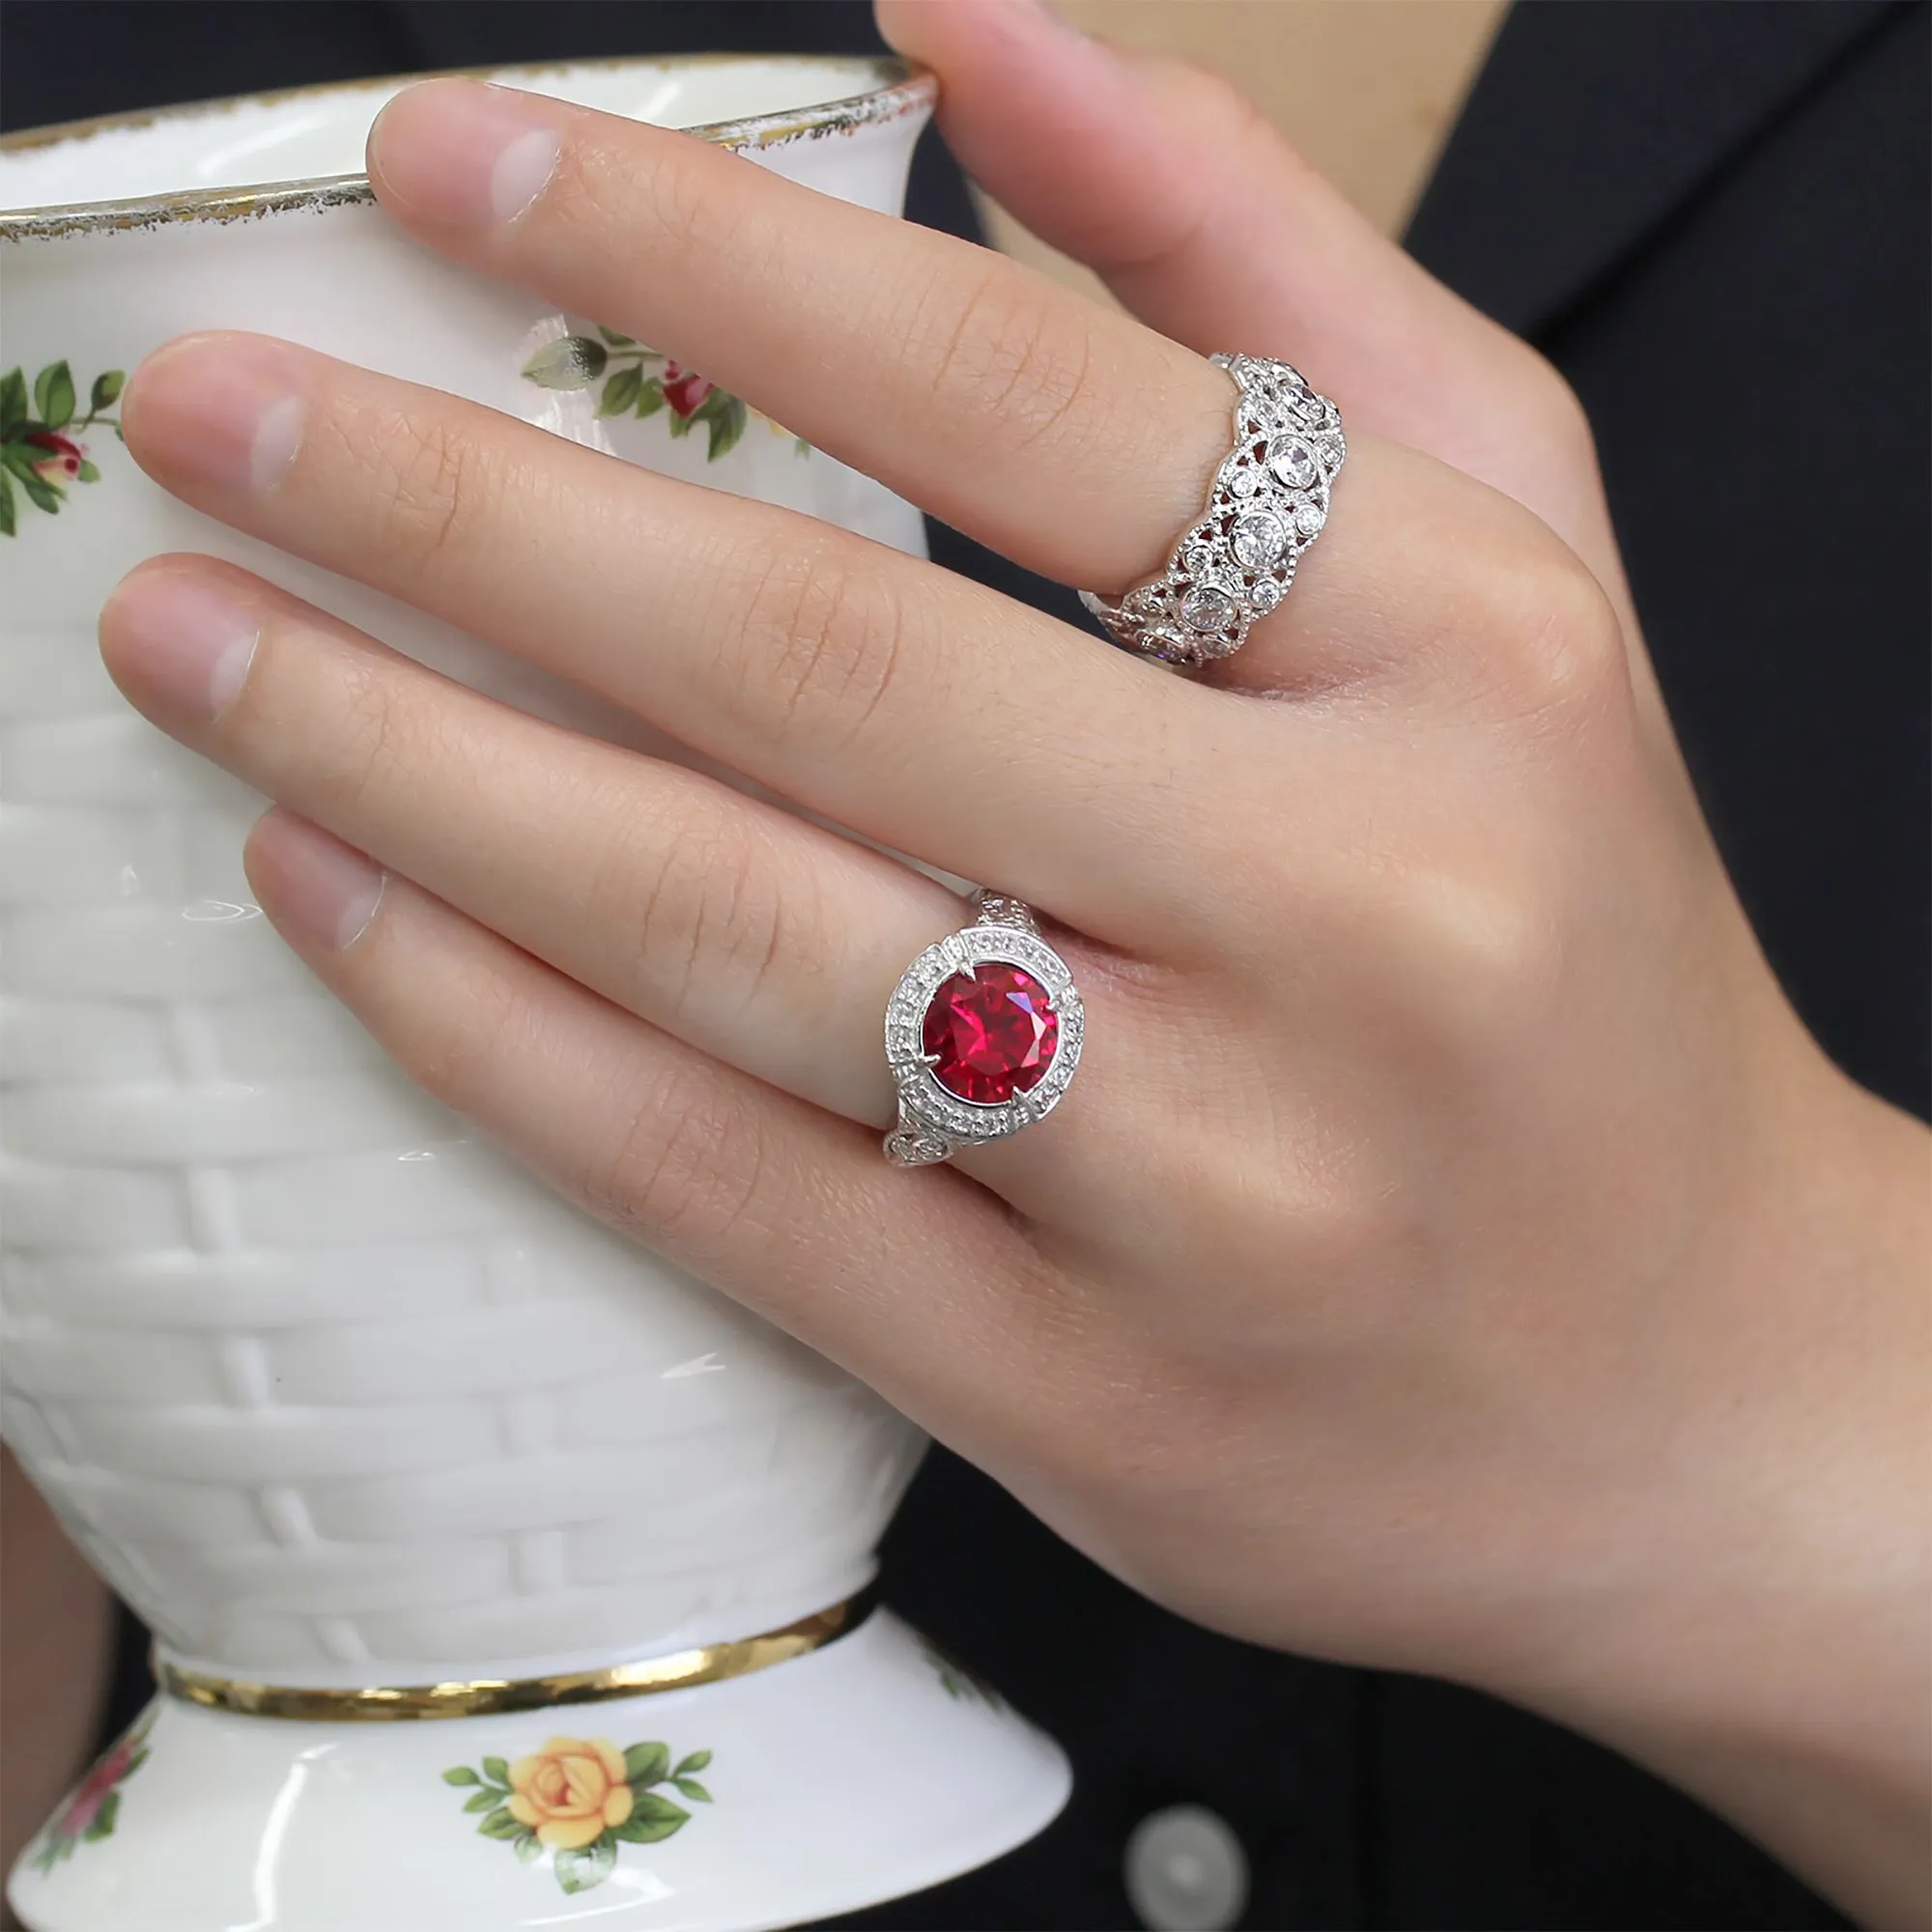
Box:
1077;353;1346;669
884;895;1084;1166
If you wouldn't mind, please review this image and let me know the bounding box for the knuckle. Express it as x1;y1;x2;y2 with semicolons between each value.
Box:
1388;858;1566;1057
591;136;732;267
1275;1183;1420;1351
1453;515;1626;725
588;1065;768;1262
1278;1160;1391;1288
1208;1111;1398;1322
318;649;413;815
596;802;710;1002
1504;545;1627;721
1188;62;1279;161
1514;345;1598;461
1150;54;1268;151
728;540;913;754
916;262;1098;456
696;829;800;1016
352;403;498;577
599;796;794;1026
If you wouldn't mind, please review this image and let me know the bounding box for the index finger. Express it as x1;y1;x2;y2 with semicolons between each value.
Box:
364;75;1229;596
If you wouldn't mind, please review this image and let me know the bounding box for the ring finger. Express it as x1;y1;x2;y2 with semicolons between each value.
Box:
98;554;989;1133
238;836;1079;1449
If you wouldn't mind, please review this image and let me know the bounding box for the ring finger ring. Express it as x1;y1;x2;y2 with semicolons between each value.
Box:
1079;352;1346;669
883;892;1084;1168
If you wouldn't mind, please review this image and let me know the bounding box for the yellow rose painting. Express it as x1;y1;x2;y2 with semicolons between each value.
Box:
444;1735;712;1894
506;1737;635;1851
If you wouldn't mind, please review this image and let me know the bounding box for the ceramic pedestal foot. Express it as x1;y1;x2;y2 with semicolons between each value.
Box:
8;1609;1068;1932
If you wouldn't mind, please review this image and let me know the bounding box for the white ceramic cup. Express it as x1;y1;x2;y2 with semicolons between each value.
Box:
0;58;1066;1932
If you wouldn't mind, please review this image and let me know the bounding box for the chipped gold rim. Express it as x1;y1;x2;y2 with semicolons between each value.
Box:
156;1589;876;1721
0;54;933;242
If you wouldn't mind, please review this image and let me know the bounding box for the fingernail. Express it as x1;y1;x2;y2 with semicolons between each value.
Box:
125;334;303;497
101;569;260;723
251;811;386;953
370;78;563;229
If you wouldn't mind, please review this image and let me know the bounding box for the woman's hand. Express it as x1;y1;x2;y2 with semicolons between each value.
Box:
95;3;1928;1919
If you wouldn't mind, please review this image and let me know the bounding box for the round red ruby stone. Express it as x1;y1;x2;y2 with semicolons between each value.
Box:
922;963;1059;1104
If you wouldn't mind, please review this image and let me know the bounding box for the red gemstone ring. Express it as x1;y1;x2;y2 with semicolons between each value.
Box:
882;891;1085;1168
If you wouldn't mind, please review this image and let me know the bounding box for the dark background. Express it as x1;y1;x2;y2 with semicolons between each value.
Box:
5;4;1923;1927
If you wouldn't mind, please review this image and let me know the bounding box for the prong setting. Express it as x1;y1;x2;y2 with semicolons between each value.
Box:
883;902;1084;1161
1078;353;1345;669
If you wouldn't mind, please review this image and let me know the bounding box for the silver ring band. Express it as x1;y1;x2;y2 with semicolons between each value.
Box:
1080;353;1346;668
883;891;1084;1167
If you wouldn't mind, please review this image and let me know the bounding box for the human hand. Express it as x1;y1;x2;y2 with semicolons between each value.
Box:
95;3;1928;1918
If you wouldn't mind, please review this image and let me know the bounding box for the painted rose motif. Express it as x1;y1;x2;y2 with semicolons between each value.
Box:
1;359;123;534
506;1736;636;1851
522;326;808;461
29;1707;152;1872
25;428;87;485
445;1735;713;1895
659;359;715;419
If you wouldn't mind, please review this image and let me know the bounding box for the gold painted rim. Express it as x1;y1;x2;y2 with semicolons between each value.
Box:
156;1590;874;1721
0;54;933;241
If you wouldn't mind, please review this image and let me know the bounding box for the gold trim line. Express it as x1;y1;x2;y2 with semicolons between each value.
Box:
157;1590;874;1721
0;56;934;241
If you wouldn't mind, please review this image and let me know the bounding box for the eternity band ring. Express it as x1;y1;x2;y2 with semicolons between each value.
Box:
1079;352;1346;669
883;892;1084;1168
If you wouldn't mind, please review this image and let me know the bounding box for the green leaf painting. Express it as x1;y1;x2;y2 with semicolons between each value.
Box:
596;363;643;417
522;328;805;461
554;1839;618;1894
1;366;29;439
520;334;608;390
34;359;75;428
28;1707;153;1873
1;357;126;535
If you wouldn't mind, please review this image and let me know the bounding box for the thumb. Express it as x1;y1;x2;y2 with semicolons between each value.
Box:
876;0;1627;611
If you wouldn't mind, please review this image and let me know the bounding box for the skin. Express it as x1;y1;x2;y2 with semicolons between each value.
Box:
45;0;1932;1918
0;1448;115;1898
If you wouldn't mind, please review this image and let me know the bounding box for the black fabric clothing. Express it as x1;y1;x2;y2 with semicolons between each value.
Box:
7;3;1923;1926
1405;0;1929;1127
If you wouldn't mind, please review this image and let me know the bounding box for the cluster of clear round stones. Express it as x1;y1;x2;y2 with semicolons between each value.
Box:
1080;354;1346;668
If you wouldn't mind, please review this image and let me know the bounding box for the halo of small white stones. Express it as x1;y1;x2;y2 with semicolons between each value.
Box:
883;919;1085;1167
1079;353;1346;669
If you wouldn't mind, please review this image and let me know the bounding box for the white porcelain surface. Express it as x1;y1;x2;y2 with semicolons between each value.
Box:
9;1610;1071;1931
3;58;915;206
2;56;1067;1930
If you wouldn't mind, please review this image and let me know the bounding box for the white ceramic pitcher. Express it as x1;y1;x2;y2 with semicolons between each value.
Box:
0;56;1067;1932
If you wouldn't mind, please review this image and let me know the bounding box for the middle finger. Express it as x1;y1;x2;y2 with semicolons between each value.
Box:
96;554;987;1131
119;330;1227;949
